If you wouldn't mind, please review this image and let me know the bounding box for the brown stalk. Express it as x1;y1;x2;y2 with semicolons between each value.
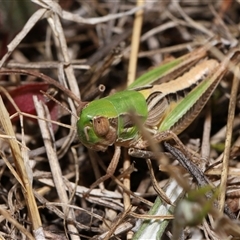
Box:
219;65;240;212
0;96;43;235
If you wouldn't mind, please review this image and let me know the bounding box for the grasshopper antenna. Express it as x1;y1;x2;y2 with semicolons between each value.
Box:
40;90;79;120
0;69;87;111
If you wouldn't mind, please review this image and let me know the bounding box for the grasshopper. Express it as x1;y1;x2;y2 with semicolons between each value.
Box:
0;44;239;239
1;45;238;195
77;45;240;192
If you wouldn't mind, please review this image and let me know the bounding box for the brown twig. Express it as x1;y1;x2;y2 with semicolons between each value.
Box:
219;65;240;212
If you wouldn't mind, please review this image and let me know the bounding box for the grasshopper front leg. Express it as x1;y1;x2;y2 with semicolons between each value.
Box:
85;145;121;196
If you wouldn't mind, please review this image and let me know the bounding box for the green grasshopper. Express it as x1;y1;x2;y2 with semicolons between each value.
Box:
1;44;239;239
77;45;240;192
1;45;237;195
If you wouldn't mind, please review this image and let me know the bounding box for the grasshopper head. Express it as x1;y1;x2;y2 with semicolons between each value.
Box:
77;100;118;151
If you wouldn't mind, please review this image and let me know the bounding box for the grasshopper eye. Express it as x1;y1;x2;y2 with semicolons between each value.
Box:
93;116;110;137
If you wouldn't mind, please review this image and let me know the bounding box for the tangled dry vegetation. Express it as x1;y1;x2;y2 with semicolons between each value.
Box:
1;0;240;239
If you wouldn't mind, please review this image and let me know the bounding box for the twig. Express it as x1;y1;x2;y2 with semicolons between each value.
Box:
62;4;148;25
0;96;44;237
127;0;144;85
219;65;240;212
33;96;80;239
0;8;47;67
0;207;35;240
124;2;145;239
